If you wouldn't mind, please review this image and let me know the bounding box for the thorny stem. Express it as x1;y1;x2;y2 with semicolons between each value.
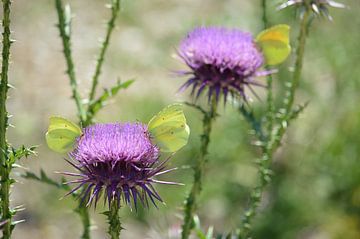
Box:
74;0;123;227
107;201;122;239
0;0;12;238
53;0;125;237
237;0;273;236
55;0;86;124
181;97;217;239
237;151;272;239
55;0;91;237
270;7;311;153
266;74;274;140
262;0;275;154
88;0;121;103
76;204;91;239
283;8;310;118
238;5;311;239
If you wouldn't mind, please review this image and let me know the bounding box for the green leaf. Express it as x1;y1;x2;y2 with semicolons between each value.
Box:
289;101;309;121
256;24;291;65
87;79;134;119
22;170;70;192
8;145;37;164
239;105;265;142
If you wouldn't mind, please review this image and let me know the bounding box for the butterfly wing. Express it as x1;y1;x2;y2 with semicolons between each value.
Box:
148;104;190;152
256;24;291;65
45;117;82;153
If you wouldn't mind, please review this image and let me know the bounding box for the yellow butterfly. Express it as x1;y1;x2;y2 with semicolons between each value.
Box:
46;104;190;154
148;104;190;153
256;24;291;65
46;117;82;153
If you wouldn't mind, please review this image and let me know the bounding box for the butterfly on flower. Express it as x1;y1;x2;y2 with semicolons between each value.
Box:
46;104;190;209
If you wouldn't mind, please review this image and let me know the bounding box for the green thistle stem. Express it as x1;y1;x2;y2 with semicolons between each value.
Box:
76;204;91;239
237;150;272;239
238;5;311;239
55;0;86;124
181;97;217;239
266;74;274;138
237;1;272;236
88;0;121;103
0;0;12;238
107;201;122;239
55;1;91;238
270;7;311;153
283;8;310;117
0;170;11;239
261;0;268;28
262;0;274;152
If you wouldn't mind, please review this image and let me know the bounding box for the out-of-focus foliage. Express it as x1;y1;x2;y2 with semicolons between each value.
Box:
6;0;360;238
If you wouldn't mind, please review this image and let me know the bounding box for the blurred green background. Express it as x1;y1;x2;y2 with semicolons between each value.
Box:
4;0;360;238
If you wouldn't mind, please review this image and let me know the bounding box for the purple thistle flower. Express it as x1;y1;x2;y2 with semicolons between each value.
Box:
278;0;345;20
63;123;178;209
177;26;270;104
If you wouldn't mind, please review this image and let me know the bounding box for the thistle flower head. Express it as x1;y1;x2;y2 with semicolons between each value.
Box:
65;122;176;209
177;26;269;104
278;0;345;20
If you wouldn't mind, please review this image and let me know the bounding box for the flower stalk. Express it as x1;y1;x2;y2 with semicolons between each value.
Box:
262;0;275;145
238;3;312;239
55;0;86;124
88;0;121;103
52;0;123;238
106;201;122;239
261;0;268;28
269;6;311;153
181;96;217;239
54;0;91;237
283;6;310;117
0;0;12;237
75;204;91;239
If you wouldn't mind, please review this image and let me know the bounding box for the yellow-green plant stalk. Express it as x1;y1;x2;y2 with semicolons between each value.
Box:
106;202;122;239
88;0;121;104
54;1;90;237
238;2;312;239
177;22;275;238
54;0;123;238
0;0;36;238
0;1;12;237
23;1;125;238
182;97;217;239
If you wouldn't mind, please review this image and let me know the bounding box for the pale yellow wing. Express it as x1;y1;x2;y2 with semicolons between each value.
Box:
148;104;190;152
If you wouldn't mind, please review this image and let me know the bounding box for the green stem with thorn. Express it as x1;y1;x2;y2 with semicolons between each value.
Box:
238;4;311;239
55;0;86;124
107;201;122;239
181;96;217;239
88;0;121;103
0;0;13;237
54;0;91;237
